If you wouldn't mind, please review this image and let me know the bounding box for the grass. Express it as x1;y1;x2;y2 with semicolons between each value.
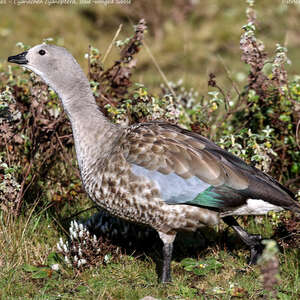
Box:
0;208;299;299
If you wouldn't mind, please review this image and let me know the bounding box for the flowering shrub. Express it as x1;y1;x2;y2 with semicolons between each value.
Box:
57;220;119;270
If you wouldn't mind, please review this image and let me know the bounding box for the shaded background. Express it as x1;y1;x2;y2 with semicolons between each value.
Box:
1;0;300;92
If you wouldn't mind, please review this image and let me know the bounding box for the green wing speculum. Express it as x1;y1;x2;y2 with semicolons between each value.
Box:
187;186;223;208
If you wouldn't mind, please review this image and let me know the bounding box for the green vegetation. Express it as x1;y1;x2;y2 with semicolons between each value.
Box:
0;1;300;299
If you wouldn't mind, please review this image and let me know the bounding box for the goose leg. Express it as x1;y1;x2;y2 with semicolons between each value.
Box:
161;242;173;283
158;231;176;283
222;216;263;265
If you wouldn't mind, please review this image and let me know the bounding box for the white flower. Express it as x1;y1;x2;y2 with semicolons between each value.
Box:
51;264;60;271
93;235;97;243
104;254;111;263
69;226;74;235
74;221;79;230
80;259;87;265
77;258;87;267
64;256;70;264
63;244;69;253
57;242;62;252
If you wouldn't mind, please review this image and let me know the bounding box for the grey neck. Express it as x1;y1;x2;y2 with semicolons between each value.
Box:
53;74;120;171
56;77;102;123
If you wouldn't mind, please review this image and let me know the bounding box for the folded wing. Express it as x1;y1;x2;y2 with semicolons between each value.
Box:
121;122;299;212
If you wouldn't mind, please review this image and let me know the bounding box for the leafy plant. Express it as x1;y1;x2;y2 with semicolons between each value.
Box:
181;257;222;276
57;220;120;271
23;252;60;279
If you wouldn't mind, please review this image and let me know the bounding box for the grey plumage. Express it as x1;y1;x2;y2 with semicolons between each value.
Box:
8;44;300;282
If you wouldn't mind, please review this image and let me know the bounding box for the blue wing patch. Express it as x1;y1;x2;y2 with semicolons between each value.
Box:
131;164;223;207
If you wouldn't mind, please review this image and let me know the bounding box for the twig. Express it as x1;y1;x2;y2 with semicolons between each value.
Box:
51;215;70;236
21;193;43;240
4;134;11;167
100;93;116;107
143;39;177;99
15;160;33;216
88;45;91;80
211;100;251;138
279;232;300;241
102;24;123;65
217;54;241;96
22;147;58;197
296;119;300;150
214;83;230;111
285;176;300;186
57;134;73;139
65;205;99;222
55;132;80;178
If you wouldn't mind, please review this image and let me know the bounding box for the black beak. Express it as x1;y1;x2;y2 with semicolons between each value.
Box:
7;51;28;65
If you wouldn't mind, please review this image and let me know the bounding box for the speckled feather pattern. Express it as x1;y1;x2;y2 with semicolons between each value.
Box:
73;121;220;234
82;141;219;233
12;44;299;238
123;123;250;188
74;120;300;234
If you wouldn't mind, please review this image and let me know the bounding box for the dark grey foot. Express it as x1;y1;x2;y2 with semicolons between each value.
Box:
223;216;264;264
160;242;173;283
248;234;264;265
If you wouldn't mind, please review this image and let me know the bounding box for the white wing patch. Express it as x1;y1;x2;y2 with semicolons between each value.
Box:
131;164;210;204
220;199;283;217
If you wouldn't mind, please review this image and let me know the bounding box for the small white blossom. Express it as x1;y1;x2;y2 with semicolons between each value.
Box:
63;244;69;253
51;264;60;271
57;242;62;252
74;221;79;230
104;254;111;263
77;258;87;267
64;256;70;264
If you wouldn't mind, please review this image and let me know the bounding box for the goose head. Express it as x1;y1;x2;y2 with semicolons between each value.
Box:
8;44;91;102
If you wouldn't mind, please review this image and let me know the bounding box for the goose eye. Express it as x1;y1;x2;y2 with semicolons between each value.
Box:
39;50;46;56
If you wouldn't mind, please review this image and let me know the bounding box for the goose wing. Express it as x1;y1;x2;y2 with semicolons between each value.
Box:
121;122;299;212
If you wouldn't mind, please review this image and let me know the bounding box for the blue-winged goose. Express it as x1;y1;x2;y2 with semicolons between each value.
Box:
8;45;300;283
